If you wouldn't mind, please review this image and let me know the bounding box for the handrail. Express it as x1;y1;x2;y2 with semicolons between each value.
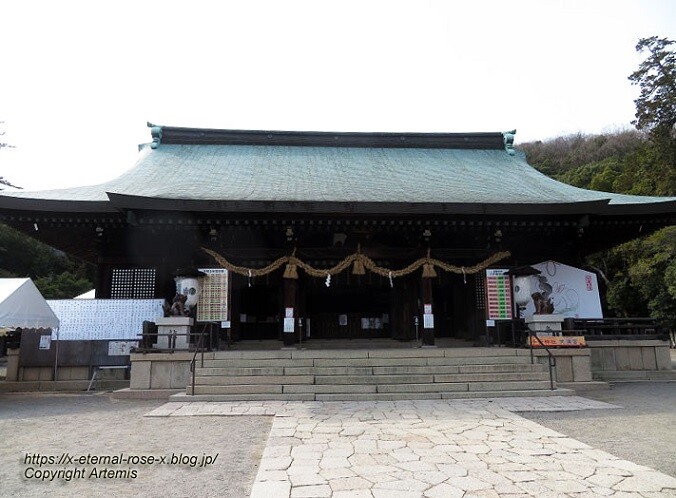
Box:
189;324;208;396
528;329;557;391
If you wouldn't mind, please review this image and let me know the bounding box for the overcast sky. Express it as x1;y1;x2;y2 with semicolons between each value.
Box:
1;0;675;191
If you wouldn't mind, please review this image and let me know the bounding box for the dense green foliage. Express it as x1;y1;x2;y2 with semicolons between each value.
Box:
520;37;676;329
0;224;93;299
629;37;676;160
520;131;675;328
520;130;676;196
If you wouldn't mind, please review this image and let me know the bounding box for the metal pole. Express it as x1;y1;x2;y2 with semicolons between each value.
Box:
297;317;303;349
414;316;420;347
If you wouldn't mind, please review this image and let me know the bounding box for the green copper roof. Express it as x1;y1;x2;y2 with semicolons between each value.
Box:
1;129;675;215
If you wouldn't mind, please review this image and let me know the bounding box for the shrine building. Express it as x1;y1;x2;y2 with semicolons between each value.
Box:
1;125;675;348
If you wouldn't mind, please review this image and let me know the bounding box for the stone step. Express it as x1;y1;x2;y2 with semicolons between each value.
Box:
207;347;532;361
281;383;474;394
196;367;286;376
282;366;375;376
309;356;534;368
190;378;554;395
288;372;549;385
468;380;553;391
200;359;314;368
199;355;536;369
282;384;378;394
193;363;544;377
370;364;544;375
173;388;574;403
191;384;283;395
314;374;434;385
178;392;315;401
193;375;314;385
433;372;550;383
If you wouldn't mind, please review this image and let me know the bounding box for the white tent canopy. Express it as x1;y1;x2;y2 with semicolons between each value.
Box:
74;289;95;299
0;278;60;329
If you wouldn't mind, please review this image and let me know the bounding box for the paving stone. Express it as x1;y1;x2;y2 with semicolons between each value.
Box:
250;481;291;498
260;456;292;471
435;463;469;476
613;473;676;493
356;464;401;476
541;479;591;493
263;445;292;458
585;472;626;488
151;397;675;498
290;484;331;497
318;467;356;480
423;482;465;497
256;470;289;482
393;460;438;472
333;490;373;498
329;476;373;491
373;478;431;492
412;471;448;486
463;490;502;498
372;490;422;498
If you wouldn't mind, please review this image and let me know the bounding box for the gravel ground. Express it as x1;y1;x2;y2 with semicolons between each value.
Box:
0;393;272;498
520;381;676;478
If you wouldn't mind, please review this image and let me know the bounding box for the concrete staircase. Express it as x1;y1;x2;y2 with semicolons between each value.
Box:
177;347;573;401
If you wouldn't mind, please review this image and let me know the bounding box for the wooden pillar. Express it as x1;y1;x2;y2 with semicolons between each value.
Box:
282;278;297;346
421;276;435;346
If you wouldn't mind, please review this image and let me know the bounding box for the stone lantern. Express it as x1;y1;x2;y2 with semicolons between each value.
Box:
507;265;563;337
174;270;205;313
155;267;206;350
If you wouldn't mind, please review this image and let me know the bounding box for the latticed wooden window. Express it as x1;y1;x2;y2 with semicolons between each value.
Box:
111;268;156;299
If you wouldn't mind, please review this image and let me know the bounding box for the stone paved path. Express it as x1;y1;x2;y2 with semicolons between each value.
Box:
146;397;676;498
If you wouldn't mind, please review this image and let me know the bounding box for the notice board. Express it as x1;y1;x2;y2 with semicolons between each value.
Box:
485;269;513;320
47;299;164;340
197;268;230;322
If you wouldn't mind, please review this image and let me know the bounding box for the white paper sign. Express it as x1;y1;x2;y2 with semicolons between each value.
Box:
283;317;295;333
47;299;164;341
108;341;138;356
423;314;434;329
39;335;51;350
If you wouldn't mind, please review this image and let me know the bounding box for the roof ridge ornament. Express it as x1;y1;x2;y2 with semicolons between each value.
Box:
502;129;516;155
148;122;163;149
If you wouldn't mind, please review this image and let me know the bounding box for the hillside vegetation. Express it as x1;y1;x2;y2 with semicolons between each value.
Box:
0;223;93;299
519;130;676;328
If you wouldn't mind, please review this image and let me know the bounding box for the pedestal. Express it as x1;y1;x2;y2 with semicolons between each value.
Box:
154;317;194;350
525;314;564;336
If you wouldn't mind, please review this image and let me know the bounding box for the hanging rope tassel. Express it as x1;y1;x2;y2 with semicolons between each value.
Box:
388;271;394;288
352;257;366;275
283;263;298;279
461;267;467;284
248;269;252;287
422;263;437;278
325;273;331;287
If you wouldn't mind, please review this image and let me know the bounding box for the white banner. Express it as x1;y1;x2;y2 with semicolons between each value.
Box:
523;261;603;319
